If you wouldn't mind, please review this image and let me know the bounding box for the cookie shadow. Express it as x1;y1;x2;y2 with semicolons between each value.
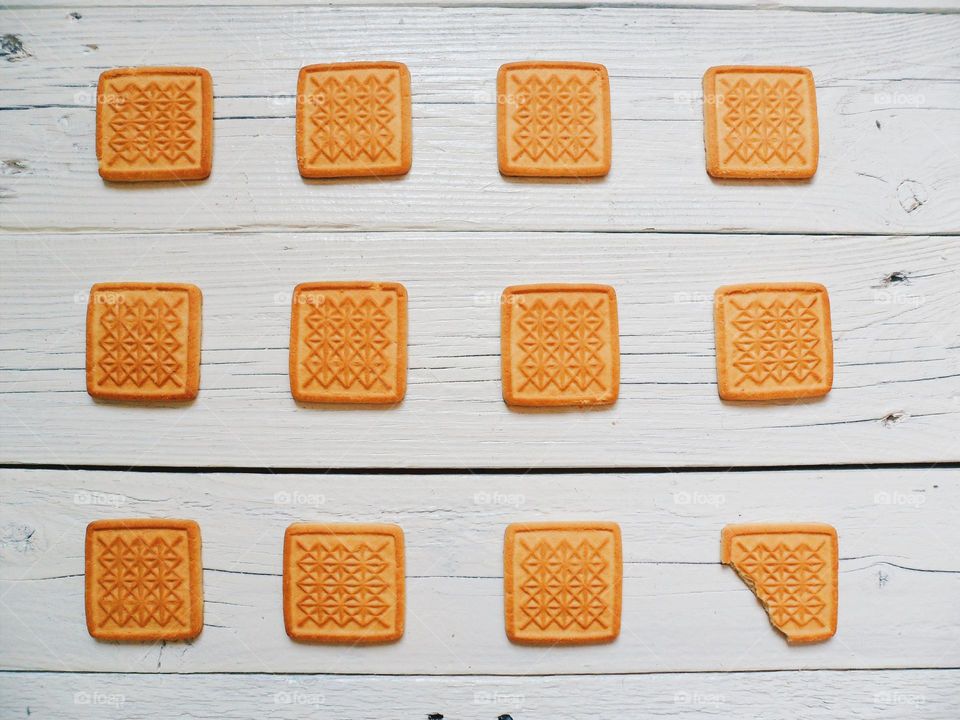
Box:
293;399;404;411
506;403;616;416
500;174;609;186
91;397;197;409
300;174;406;187
719;394;829;409
102;179;208;190
708;176;814;188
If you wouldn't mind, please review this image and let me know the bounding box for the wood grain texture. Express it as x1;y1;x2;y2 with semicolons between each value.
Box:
7;0;960;10
2;468;958;674
2;233;957;468
1;669;958;720
2;6;959;233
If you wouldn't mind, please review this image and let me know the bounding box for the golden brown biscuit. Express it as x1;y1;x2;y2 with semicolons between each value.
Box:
97;67;213;182
86;283;202;402
501;284;619;406
498;61;611;177
85;519;203;641
714;282;832;400
289;282;407;404
703;66;818;179
296;62;412;178
504;521;622;645
283;523;405;643
722;522;838;644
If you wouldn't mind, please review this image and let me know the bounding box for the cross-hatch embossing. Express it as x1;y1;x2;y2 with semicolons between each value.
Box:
719;77;807;165
516;297;607;393
94;534;189;629
728;296;823;387
516;537;612;632
732;540;829;630
510;74;599;163
106;80;199;166
293;539;393;630
307;74;397;164
96;296;187;389
300;295;393;391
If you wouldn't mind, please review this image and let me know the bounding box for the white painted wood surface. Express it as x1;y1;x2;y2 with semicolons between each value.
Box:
1;669;958;720
2;233;958;468
2;7;959;233
2;469;958;673
2;0;959;717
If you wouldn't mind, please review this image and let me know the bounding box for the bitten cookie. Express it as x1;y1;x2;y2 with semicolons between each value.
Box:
96;67;213;181
289;282;407;404
504;521;622;645
86;283;202;402
296;62;412;178
714;282;832;400
498;62;611;177
501;284;619;406
703;66;818;179
283;523;405;643
722;522;838;644
85;519;203;641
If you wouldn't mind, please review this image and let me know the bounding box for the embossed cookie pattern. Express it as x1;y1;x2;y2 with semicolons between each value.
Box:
504;521;622;645
714;283;832;400
501;284;619;406
96;67;213;181
498;62;611;177
86;283;202;402
703;66;818;179
722;523;838;643
296;62;411;178
85;519;203;641
289;282;407;403
283;523;405;643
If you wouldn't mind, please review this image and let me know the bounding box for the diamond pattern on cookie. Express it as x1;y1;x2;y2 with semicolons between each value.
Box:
498;62;611;177
703;66;818;179
722;523;838;643
296;62;411;178
283;523;405;643
86;283;202;401
289;282;407;403
504;521;622;645
501;284;619;406
96;67;213;181
714;283;832;401
85;519;203;641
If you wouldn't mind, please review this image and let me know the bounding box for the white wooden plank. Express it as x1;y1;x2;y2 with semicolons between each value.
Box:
2;468;958;673
2;232;958;468
7;1;960;11
2;6;959;233
1;669;958;720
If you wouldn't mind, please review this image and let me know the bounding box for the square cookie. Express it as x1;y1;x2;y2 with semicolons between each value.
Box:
501;284;619;406
722;523;838;644
504;521;622;645
714;282;832;400
296;62;412;178
97;67;213;181
497;61;611;177
703;66;818;179
289;282;407;404
86;283;202;402
85;519;203;641
283;523;405;643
